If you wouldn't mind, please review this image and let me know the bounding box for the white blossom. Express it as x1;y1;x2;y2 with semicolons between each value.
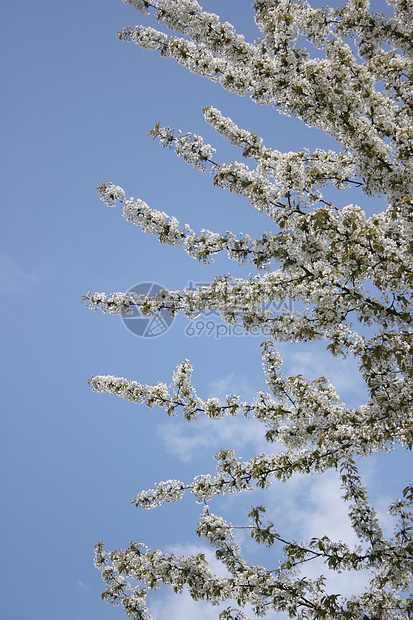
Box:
87;1;413;618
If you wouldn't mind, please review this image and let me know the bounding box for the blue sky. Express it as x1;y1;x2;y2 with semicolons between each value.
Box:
1;1;411;619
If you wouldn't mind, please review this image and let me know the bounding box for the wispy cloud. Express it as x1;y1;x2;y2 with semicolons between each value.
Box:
156;372;271;463
208;371;263;403
155;351;367;467
149;541;228;620
146;471;375;618
150;588;285;620
283;344;367;408
150;590;222;620
156;415;267;463
248;470;371;597
154;362;377;612
77;580;92;595
165;542;229;577
213;469;373;599
0;250;43;295
77;580;90;591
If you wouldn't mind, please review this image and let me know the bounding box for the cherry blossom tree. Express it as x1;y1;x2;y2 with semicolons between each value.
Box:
84;0;413;618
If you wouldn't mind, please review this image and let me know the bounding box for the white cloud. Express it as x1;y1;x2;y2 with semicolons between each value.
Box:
252;470;371;597
156;351;367;466
150;589;223;620
208;373;239;399
156;415;267;463
148;541;228;620
283;344;367;408
153;364;387;612
207;372;262;403
150;589;286;620
149;541;289;619
215;469;373;599
165;542;229;577
292;472;358;542
156;372;272;463
289;473;371;596
144;471;375;619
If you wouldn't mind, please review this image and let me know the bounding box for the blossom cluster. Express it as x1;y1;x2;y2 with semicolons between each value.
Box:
94;487;413;619
88;1;413;618
119;0;412;201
